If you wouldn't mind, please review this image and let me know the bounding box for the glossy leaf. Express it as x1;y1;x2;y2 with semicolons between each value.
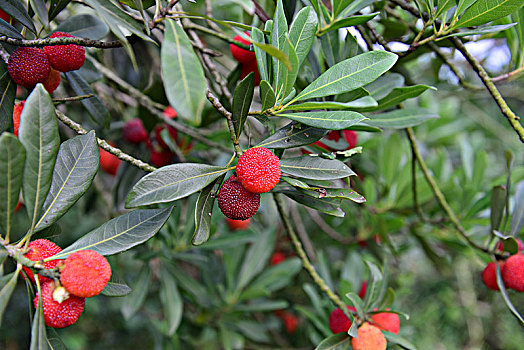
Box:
364;108;439;129
283;189;345;217
0;18;23;39
490;185;506;232
0;62;16;133
455;0;524;28
102;280;132;297
291;51;398;102
236;229;276;291
55;14;109;39
345;292;365;318
370;85;436;111
35;132;99;232
283;97;378;111
0;0;36;34
0;134;25;239
49;0;72;21
272;0;289;96
49;208;173;259
383;331;417;350
277;110;367;130
275;37;299;101
257;122;326;149
19;85;60;230
0;271;17;327
436;0;457;18
30;291;47;350
232;72;255;141
193;176;223;245
252;28;270;83
365;73;405;100
495;261;524;324
160;266;182;336
126;164;229;208
122;265;150;319
162;19;207;125
443;23;518;38
289;7;318;66
281;155;355;179
29;0;48;25
315;333;350;350
339;0;377;17
65;71;110;128
260;80;277;110
510;180;524;236
318;13;379;35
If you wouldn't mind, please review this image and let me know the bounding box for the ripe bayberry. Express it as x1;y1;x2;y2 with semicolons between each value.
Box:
8;47;50;88
342;130;358;149
328;306;356;334
270;251;286;265
43;32;85;72
371;309;400;334
501;254;524;292
351;322;387;350
123;118;149;144
218;175;260;220
22;239;63;283
60;250;112;298
482;261;504;291
99;147;121;176
12;101;24;137
42;68;61;94
226;217;251;231
236;147;281;194
240;60;260;86
34;280;85;328
230;32;255;64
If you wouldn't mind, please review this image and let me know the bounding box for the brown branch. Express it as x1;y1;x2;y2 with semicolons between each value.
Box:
0;36;122;48
492;66;524;83
205;88;242;155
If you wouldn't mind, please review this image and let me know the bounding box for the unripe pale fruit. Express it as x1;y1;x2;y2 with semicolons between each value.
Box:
123;118;149;144
22;239;63;283
34;280;85;328
60;250;112;298
230;32;255;64
99;147;121;176
502;254;524;292
8;47;50;88
42;68;61;93
482;261;504;291
218;175;260;220
351;323;387;350
236;147;281;194
226;217;251;231
371;309;400;334
13;100;24;137
329;306;356;334
43;32;85;72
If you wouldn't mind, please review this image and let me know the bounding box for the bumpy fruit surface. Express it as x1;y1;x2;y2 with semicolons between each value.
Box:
328;306;356;334
43;32;85;72
501;254;524;292
236;147;281;194
13;100;24;137
371;310;400;334
482;261;504;291
8;47;50;88
218;175;260;220
43;68;61;93
351;323;387;350
342;130;358;149
22;239;62;283
99;147;121;176
34;280;85;328
270;251;286;265
60;250;112;298
123;118;149;144
230;32;255;64
226;217;251;231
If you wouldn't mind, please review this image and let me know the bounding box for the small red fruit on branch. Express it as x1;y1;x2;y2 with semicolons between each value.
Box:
8;47;50;89
350;322;387;350
123;118;149;144
218;175;260;220
236;147;281;194
328;306;356;334
270;251;286;265
43;32;86;72
482;261;504;291
100;147;121;176
22;239;63;283
371;309;400;334
230;32;256;64
501;254;524;292
226;217;251;231
34;280;85;328
60;250;112;298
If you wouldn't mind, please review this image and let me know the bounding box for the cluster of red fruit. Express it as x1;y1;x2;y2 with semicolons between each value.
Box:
482;240;524;292
218;147;281;221
7;31;85;93
22;239;111;328
329;306;399;350
230;32;260;85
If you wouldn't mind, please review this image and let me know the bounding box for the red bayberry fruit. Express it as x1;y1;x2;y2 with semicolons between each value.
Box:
0;9;10;22
43;32;85;72
22;239;63;283
342;130;358;149
218;175;260;220
502;254;524;292
123;118;149;144
154;124;177;150
14;200;23;213
42;68;61;94
371;309;400;334
13;100;24;137
60;250;112;298
236;147;281;194
270;251;286;265
329;306;356;334
150;147;173;167
327;130;341;142
8;47;50;88
226;217;251;231
358;281;367;299
99;147;121;176
283;312;298;334
482;261;504;291
240;60;261;86
34;280;85;328
351;322;387;350
230;32;255;64
163;106;177;118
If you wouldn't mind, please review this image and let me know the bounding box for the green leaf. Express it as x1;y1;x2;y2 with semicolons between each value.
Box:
332;0;354;17
29;0;48;25
365;73;405;100
65;71;110;128
101;280;132;297
0;134;25;239
260;80;277;110
455;0;524;28
0;0;37;34
283;97;378;111
510;180;524;236
245;258;302;295
369;85;436;111
289;7;318;66
277;111;368;130
281;155;355;180
253;42;292;72
235;300;289;312
30;290;48;350
160;265;182;336
318;13;379;35
35;132;99;232
49;208;173;259
46;328;67;350
193;176;223;246
436;0;457;18
363;260;384;309
232;72;255;141
272;0;289;97
0;271;18;327
257;122;326;149
281;189;345;217
236;229;276;291
126;164;229;208
495;261;524;324
0;17;23;39
55;14;109;40
291;51;398;102
199;231;257;250
122;264;150;319
383;331;417;350
364;108;439;129
339;0;377;17
275;37;299;102
49;0;72;21
304;187;366;203
252;28;271;83
442;23;518;38
490;185;506;232
345;292;365;318
315;333;350;350
19;85;60;231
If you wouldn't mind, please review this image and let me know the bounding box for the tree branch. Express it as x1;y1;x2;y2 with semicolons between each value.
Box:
0;36;122;48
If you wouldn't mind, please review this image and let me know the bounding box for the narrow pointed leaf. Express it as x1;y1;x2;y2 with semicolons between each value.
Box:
29;0;48;25
122;265;150;319
271;0;289;97
292;51;398;102
101;280;132;297
257;122;326;149
30;292;48;350
510;181;524;236
252;28;270;83
281;155;355;180
345;292;365;318
0;18;23;39
0;0;36;33
369;85;436;111
126;164;229;208
49;208;173;259
55;14;109;39
455;0;524;28
339;0;377;17
0;134;25;238
65;72;110;128
490;185;506;232
260;80;276;110
495;262;524;324
232;73;255;141
315;333;350;350
278;111;367;130
19;85;60;230
364;108;439;129
162;19;207;124
289;7;318;66
283;97;378;111
236;229;276;291
383;331;417;350
0;271;18;326
49;0;72;21
36;132;99;232
282;189;345;217
0;62;16;133
193;176;223;245
276;37;299;101
442;23;518;38
318;13;379;35
160;266;183;335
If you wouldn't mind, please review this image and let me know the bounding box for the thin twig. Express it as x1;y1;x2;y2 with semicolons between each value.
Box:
53;94;94;103
206;88;242;155
251;0;270;22
492;66;524;83
0;36;122;48
307;208;356;244
290;204;317;261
